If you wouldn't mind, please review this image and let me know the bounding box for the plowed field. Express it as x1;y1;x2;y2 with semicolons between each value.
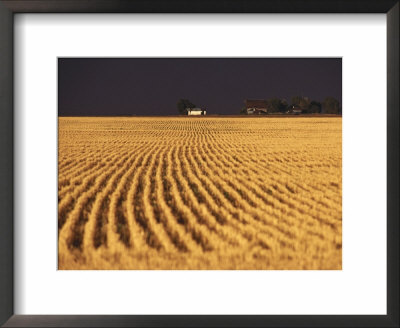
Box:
58;117;342;269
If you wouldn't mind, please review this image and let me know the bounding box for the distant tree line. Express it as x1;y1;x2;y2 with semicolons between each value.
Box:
178;96;341;115
240;96;341;115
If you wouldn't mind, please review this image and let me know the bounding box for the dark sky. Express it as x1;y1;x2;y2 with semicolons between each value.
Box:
58;58;341;116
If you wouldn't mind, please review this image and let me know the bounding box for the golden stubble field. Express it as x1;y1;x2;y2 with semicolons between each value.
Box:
58;117;342;270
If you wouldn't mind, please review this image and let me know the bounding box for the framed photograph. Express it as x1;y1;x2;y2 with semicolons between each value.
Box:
0;0;398;327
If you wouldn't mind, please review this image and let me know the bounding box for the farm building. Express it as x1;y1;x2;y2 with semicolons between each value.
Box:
244;99;268;115
187;108;206;115
290;105;303;114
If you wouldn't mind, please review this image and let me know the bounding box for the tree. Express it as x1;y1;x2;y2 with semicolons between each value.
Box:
177;99;196;115
291;96;303;107
267;97;281;113
239;107;247;115
266;98;288;113
299;97;311;110
307;101;322;113
278;99;288;113
322;97;341;114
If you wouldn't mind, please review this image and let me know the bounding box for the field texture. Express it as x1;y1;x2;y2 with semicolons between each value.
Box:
58;117;342;269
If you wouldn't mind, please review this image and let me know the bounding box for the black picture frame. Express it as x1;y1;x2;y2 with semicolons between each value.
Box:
0;0;398;327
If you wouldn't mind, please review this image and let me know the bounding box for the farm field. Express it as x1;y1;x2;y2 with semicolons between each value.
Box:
58;117;342;270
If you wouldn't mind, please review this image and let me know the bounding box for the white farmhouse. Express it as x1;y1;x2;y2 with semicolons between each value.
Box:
187;108;206;115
